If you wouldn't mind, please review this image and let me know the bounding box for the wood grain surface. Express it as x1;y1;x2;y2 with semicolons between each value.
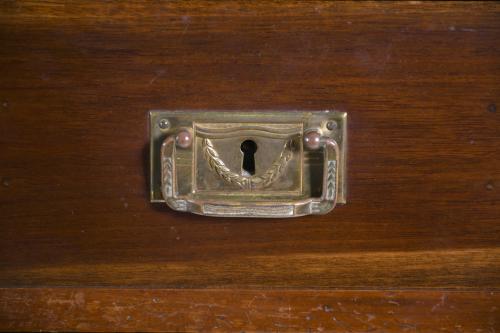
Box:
0;1;499;331
1;288;498;332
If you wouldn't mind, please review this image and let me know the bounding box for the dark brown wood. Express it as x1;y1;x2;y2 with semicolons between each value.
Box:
1;288;499;332
0;1;499;331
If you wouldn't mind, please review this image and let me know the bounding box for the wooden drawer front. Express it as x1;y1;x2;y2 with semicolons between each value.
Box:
0;1;499;331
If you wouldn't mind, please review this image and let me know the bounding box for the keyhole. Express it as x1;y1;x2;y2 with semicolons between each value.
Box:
240;140;257;176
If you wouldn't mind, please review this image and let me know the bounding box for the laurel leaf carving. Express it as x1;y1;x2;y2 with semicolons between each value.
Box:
202;138;293;189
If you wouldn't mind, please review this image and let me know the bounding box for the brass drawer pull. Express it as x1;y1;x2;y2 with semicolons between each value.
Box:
149;111;347;218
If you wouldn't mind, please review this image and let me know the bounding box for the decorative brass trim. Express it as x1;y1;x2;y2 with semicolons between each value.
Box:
202;138;293;190
150;110;347;218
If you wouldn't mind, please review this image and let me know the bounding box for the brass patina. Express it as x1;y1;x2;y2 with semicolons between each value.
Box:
150;110;347;217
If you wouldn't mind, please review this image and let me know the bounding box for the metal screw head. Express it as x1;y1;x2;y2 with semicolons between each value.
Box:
304;131;321;150
326;120;338;131
176;130;192;149
158;118;170;129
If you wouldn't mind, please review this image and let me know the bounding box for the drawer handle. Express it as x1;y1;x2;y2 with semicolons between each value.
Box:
150;111;347;218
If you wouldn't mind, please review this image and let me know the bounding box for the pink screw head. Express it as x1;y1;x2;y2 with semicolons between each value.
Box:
176;130;192;149
304;131;321;150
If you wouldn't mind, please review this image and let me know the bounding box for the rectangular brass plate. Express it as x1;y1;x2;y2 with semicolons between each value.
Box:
149;110;347;217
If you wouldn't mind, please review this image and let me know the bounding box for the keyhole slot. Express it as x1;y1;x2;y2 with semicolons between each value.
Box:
240;140;257;176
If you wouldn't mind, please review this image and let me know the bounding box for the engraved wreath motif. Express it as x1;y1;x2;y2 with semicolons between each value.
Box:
202;138;293;189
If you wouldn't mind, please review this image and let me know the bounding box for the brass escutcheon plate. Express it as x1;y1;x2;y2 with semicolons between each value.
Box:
150;110;347;218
